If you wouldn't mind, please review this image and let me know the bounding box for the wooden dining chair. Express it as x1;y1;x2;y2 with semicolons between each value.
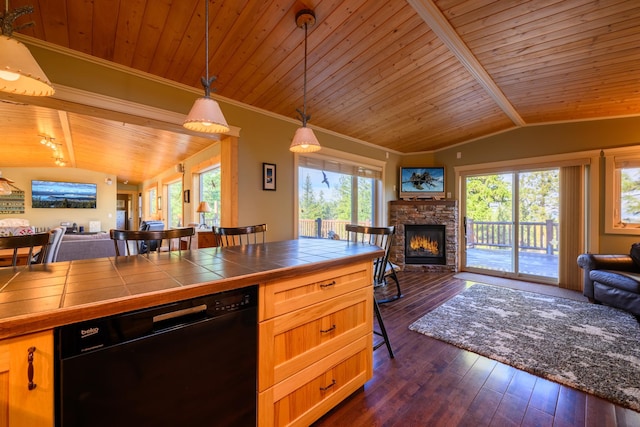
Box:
345;224;402;303
345;224;398;358
214;224;267;247
110;227;195;256
0;232;52;266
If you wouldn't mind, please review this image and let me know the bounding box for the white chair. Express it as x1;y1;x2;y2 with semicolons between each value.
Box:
44;226;66;263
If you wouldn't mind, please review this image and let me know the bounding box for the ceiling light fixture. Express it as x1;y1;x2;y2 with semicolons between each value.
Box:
183;0;229;134
0;2;54;96
54;156;65;167
39;135;58;150
289;9;320;153
0;171;14;195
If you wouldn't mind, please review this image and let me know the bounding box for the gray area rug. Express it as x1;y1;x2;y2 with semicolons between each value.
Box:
409;284;640;412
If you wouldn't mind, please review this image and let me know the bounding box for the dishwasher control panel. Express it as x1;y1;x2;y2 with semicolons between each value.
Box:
214;291;253;312
57;285;258;358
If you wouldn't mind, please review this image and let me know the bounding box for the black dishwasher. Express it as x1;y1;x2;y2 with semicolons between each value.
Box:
56;286;257;427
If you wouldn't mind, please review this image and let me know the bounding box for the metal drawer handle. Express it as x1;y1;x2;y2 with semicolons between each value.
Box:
27;346;37;391
319;379;336;392
320;324;336;333
319;280;336;289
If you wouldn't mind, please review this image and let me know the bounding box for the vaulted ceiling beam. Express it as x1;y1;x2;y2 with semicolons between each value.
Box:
407;0;526;127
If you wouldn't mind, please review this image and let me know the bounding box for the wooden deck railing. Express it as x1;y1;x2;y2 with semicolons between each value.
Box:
466;219;558;254
299;219;370;240
300;218;558;255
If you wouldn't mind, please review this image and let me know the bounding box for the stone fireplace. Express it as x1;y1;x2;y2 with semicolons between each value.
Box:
389;200;458;272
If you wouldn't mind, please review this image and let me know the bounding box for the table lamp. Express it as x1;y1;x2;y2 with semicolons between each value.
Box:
196;201;212;227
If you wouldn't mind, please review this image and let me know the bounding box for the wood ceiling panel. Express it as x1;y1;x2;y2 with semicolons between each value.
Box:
258;0;392;112
3;0;640;180
147;1;199;77
111;0;147;66
0;103;68;168
439;0;640;126
65;113;213;184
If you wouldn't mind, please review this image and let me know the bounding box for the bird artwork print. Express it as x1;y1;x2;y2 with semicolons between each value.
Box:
321;171;330;189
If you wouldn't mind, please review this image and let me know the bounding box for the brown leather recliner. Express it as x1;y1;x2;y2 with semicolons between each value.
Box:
577;247;640;317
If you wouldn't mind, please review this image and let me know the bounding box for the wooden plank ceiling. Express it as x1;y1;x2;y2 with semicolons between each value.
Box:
2;0;640;184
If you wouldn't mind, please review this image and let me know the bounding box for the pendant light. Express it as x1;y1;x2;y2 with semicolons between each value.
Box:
289;9;321;153
0;2;54;96
183;0;229;134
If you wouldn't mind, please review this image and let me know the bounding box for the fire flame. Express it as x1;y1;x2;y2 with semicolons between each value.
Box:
409;235;439;254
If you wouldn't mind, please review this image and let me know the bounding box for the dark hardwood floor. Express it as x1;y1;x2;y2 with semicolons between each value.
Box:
312;271;640;427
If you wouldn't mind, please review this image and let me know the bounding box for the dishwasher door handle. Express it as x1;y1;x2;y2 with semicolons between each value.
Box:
152;304;208;324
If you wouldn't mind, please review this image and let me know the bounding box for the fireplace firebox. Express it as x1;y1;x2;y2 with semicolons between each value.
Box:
404;224;446;265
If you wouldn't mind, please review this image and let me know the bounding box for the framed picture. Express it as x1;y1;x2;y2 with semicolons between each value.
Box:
183;189;190;203
116;199;125;209
263;163;276;191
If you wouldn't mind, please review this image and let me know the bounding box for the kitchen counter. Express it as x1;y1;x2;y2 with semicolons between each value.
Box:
0;239;382;339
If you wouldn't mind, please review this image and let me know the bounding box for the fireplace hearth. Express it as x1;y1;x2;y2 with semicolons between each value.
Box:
405;224;446;265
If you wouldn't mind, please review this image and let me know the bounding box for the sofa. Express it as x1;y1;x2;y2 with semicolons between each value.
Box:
577;244;640;317
56;232;122;262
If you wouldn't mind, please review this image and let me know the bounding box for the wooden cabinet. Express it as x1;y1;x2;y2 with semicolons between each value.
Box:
0;330;54;427
258;262;373;427
197;231;218;248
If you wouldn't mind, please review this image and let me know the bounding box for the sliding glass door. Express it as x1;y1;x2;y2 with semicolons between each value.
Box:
464;169;559;281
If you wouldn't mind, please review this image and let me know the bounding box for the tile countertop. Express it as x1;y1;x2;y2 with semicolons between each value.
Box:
0;239;383;340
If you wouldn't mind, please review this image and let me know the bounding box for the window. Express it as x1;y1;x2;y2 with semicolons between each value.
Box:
297;149;383;240
605;149;640;235
199;166;221;227
146;186;157;218
166;180;183;227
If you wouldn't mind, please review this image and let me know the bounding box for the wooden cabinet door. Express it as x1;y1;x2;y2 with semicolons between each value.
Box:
197;231;218;248
0;330;54;427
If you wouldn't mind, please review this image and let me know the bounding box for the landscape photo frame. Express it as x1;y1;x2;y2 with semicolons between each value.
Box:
263;163;276;191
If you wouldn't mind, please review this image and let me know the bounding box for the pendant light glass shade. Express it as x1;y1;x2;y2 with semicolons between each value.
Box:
0;35;54;96
290;126;320;153
183;96;229;133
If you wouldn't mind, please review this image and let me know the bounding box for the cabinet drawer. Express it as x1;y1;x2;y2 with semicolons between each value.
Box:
258;335;372;427
258;287;372;391
259;261;371;320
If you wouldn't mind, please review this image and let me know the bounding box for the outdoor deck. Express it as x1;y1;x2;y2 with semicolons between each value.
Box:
466;247;559;280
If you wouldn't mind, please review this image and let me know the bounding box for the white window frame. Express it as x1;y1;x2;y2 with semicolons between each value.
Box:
166;179;183;227
197;165;221;227
605;147;640;235
145;186;157;219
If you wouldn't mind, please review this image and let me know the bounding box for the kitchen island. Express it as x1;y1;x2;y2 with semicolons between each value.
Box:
0;239;382;426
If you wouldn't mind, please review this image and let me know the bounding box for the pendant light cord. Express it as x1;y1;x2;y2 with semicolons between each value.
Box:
295;16;312;127
302;21;308;126
200;0;214;98
205;0;209;87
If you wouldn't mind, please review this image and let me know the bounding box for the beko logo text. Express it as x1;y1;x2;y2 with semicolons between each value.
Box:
81;327;99;338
